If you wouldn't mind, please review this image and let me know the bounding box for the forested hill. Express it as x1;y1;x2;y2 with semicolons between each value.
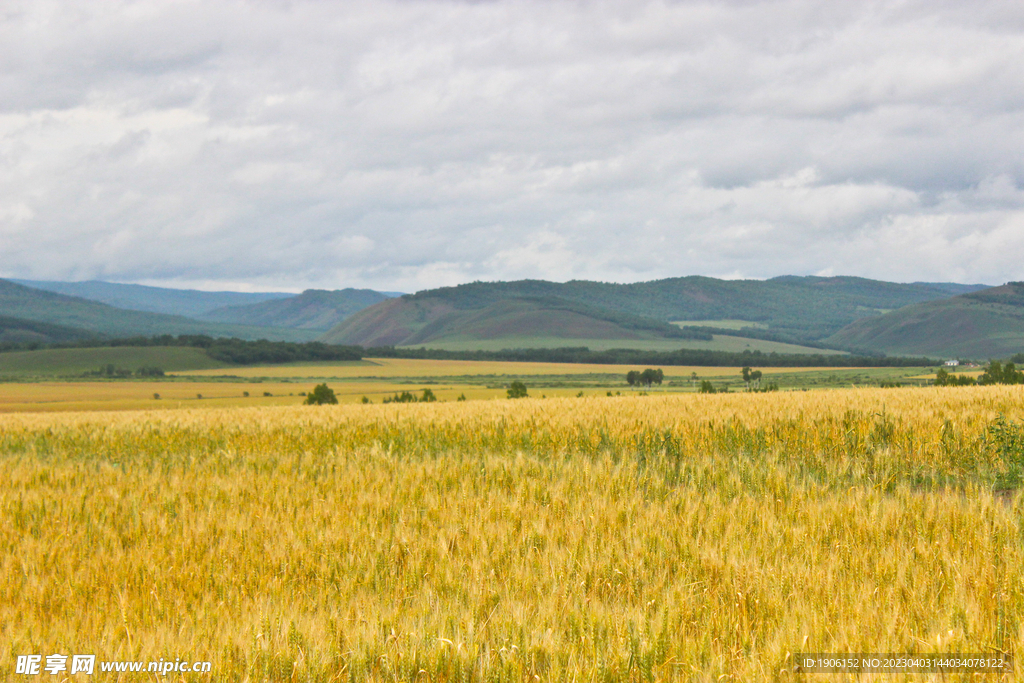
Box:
397;276;987;341
825;281;1024;359
0;315;99;346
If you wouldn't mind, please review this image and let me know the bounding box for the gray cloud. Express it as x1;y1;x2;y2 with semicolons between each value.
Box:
2;0;1024;292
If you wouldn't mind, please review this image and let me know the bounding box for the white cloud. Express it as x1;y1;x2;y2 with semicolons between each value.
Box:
1;0;1023;292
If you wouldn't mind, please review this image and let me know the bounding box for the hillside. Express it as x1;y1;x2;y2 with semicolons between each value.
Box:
825;282;1024;358
0;279;317;342
322;295;710;348
11;279;292;318
323;293;840;355
391;276;987;341
0;316;98;346
322;275;986;351
199;288;392;330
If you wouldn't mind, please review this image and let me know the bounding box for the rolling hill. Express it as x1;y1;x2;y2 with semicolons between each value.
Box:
198;288;393;330
824;282;1024;359
321;295;705;348
321;276;987;351
0;279;317;342
11;279;292;318
0;316;98;346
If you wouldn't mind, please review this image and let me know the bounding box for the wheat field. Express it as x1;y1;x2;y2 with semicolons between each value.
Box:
1;387;1022;680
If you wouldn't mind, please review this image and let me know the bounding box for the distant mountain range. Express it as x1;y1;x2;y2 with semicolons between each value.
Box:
0;280;317;342
0;279;399;344
6;275;1019;360
197;289;393;330
10;279;294;318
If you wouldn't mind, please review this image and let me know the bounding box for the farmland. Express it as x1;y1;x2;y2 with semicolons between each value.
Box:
1;386;1022;681
0;354;941;412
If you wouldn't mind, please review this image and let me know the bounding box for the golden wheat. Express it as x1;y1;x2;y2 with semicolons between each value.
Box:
1;387;1021;681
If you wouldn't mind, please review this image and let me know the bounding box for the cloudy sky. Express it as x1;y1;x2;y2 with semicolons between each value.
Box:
2;0;1023;292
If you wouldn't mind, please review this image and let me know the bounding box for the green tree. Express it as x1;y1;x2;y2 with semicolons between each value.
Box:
639;368;663;387
698;380;717;394
507;381;528;399
304;383;338;405
742;367;765;390
979;361;1024;385
626;370;640;387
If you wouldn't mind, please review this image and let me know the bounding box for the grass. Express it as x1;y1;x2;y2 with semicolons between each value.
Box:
0;346;230;378
0;388;1021;680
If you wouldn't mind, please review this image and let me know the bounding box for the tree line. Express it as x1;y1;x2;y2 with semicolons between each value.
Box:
83;364;165;378
935;361;1024;386
366;346;932;367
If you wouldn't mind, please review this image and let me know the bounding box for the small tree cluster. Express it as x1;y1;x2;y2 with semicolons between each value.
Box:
935;361;1024;387
84;364;165;378
980;361;1024;385
304;383;338;405
625;368;664;388
934;369;976;386
383;389;437;404
741;366;763;388
85;364;131;377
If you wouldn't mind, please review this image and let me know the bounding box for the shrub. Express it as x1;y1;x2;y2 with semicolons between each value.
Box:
304;384;338;405
507;381;528;399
